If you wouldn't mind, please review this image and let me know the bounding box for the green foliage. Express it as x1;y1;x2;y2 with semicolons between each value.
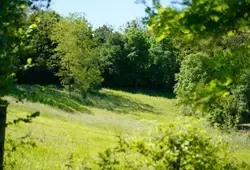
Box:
14;10;61;85
175;48;250;127
2;0;250;169
122;26;151;87
51;13;103;95
99;24;152;87
146;0;250;40
2;6;180;91
97;121;237;170
18;10;60;66
0;2;50;169
149;37;179;90
94;25;113;44
0;0;52;100
98;22;179;90
144;0;250;127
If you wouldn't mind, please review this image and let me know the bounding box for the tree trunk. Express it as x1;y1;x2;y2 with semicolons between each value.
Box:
0;105;7;170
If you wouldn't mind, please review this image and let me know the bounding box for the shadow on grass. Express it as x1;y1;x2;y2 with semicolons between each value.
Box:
11;85;158;115
11;85;91;114
237;113;250;130
82;91;158;115
110;87;176;99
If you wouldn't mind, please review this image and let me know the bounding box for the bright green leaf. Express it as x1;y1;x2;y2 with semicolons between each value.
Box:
27;58;32;65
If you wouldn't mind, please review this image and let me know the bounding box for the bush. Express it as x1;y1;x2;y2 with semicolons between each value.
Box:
175;50;250;128
96;122;237;170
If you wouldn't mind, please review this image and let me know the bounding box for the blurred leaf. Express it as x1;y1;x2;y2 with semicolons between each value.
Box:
27;58;32;65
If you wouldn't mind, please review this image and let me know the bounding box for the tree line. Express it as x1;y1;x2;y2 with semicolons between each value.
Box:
19;6;250;129
2;0;250;129
1;0;250;169
15;10;180;95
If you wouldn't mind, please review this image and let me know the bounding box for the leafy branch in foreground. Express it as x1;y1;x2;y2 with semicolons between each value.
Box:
0;1;50;169
142;0;250;128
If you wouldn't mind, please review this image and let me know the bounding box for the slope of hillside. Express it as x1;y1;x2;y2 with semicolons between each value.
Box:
4;86;250;169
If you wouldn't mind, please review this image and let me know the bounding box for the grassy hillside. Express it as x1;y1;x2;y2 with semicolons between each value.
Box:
4;86;250;169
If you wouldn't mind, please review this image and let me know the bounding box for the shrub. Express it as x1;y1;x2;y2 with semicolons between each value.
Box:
96;122;237;170
175;50;250;128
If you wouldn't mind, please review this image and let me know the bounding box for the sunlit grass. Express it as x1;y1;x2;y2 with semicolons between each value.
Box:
3;85;250;169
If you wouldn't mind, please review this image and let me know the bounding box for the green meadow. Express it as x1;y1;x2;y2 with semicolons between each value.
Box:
3;86;250;169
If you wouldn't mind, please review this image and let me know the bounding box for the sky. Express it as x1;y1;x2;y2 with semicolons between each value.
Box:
50;0;170;29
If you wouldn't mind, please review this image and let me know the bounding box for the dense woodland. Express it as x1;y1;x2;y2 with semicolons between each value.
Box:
1;0;250;169
14;12;179;92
